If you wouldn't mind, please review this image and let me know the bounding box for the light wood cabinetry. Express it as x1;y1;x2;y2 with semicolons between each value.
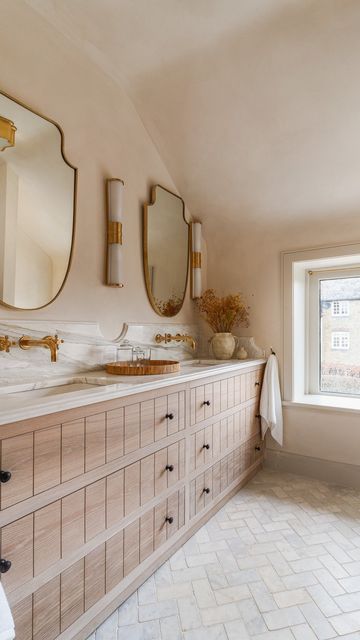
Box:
0;363;264;640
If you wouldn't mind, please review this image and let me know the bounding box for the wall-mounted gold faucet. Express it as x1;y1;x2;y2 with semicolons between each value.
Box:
19;334;64;363
155;333;196;350
0;335;16;353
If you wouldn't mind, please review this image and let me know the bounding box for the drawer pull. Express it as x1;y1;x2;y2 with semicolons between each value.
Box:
165;464;174;472
0;470;11;483
165;516;174;524
203;487;210;494
255;414;261;419
166;413;174;420
255;445;261;451
203;400;211;406
0;559;11;574
202;444;210;450
255;381;260;387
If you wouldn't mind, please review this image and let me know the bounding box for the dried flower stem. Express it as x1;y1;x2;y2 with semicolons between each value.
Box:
196;289;249;333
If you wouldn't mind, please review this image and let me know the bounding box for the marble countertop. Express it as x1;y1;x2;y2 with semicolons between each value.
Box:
0;358;266;426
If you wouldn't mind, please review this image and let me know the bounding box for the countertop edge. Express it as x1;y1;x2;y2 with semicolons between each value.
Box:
0;359;266;426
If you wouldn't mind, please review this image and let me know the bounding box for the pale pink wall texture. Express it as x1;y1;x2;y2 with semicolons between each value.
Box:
208;219;360;477
0;2;198;338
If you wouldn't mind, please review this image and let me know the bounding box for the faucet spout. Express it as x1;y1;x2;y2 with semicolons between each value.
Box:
19;334;64;362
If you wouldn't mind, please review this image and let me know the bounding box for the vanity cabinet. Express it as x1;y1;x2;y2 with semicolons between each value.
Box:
0;363;264;640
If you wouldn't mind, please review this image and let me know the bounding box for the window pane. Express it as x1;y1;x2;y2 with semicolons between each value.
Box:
320;277;360;394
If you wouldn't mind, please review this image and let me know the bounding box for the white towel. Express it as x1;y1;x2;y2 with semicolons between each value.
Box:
0;583;15;640
260;353;283;446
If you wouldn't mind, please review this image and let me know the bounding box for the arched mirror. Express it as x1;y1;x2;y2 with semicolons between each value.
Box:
143;185;189;316
0;90;76;310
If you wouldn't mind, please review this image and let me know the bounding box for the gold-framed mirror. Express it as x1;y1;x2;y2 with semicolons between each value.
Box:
0;90;77;310
143;185;189;317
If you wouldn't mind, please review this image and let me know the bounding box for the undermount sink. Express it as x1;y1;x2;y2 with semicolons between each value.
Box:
0;376;126;400
182;359;226;367
6;382;101;400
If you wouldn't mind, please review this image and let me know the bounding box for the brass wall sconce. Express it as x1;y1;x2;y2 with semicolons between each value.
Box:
106;178;124;287
191;222;202;299
0;115;16;152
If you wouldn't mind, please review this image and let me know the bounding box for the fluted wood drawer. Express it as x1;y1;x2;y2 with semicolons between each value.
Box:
0;389;185;511
0;438;185;593
189;367;263;426
189;436;263;520
10;487;186;640
190;408;251;471
190;375;241;425
245;368;264;402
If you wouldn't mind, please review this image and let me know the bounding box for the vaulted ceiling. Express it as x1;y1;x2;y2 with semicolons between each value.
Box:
26;0;360;236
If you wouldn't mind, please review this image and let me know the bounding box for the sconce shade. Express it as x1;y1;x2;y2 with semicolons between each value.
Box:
0;116;16;152
191;222;202;298
107;178;124;287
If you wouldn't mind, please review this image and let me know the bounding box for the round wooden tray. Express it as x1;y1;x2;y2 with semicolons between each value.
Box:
105;359;180;376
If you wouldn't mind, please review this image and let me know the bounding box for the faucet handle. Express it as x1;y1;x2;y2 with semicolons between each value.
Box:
54;334;64;349
0;335;16;353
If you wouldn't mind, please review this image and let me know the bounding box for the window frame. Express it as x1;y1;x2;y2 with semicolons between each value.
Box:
308;267;360;396
282;242;360;406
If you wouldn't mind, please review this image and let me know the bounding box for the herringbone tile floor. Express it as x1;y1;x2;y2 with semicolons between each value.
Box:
91;470;360;639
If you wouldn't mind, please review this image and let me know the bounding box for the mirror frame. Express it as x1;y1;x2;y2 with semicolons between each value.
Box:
143;184;190;317
0;88;77;311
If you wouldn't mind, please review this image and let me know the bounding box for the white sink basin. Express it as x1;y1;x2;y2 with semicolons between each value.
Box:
0;376;126;399
182;359;227;367
8;382;101;400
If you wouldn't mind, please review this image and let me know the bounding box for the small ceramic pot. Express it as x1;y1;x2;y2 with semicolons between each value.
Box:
210;333;236;360
236;346;248;360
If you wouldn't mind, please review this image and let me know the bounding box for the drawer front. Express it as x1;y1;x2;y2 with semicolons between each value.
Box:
0;432;34;510
190;367;263;427
245;368;263;402
190;437;263;520
190;408;248;472
245;401;261;440
190;424;214;471
154;487;186;551
246;435;264;468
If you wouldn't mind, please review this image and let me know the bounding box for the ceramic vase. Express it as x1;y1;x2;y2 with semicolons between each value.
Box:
210;333;236;360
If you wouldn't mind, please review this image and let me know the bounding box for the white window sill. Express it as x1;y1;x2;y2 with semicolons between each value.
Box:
283;394;360;414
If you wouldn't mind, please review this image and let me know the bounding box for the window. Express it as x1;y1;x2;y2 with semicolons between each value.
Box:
308;270;360;396
331;300;349;316
282;243;360;405
331;331;350;350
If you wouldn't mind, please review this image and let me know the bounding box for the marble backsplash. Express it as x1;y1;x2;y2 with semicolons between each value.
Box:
0;318;265;386
0;320;201;384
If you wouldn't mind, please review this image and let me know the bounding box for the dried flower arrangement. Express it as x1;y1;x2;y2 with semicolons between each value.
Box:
196;288;249;333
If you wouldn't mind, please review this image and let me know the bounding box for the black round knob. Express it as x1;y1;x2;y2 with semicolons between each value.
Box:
166;413;174;420
255;381;260;386
255;414;261;419
203;400;211;406
202;444;210;450
255;445;261;451
165;516;174;524
166;464;174;472
203;487;210;494
0;470;11;483
0;559;11;574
